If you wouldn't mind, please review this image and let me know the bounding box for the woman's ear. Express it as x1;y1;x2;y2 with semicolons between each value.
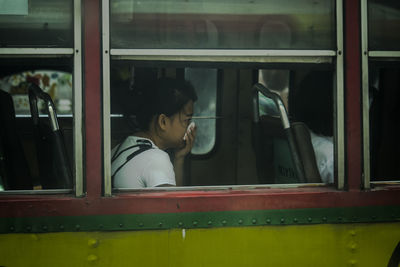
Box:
157;114;169;131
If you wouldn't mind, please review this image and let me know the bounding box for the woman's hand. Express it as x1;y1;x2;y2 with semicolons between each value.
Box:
175;124;196;159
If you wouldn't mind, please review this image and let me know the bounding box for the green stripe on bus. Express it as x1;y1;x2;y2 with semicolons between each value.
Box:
1;206;399;233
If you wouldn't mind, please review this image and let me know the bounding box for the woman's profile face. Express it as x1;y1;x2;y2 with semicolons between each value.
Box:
166;100;194;149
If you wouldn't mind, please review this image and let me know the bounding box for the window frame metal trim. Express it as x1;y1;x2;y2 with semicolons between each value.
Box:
336;0;345;190
102;0;113;197
74;0;84;197
361;0;370;189
0;48;74;55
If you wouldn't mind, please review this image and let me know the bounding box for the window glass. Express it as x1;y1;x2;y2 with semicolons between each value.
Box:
0;58;74;191
368;1;400;51
110;0;335;49
184;68;217;155
369;63;400;181
0;0;73;47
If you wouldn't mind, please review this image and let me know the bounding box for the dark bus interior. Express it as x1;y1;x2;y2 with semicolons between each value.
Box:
1;57;400;191
0;58;74;190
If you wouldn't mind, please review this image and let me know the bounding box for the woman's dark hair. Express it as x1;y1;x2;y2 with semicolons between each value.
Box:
131;77;197;131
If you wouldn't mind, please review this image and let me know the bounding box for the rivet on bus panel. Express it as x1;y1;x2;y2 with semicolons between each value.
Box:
87;254;98;262
349;243;357;252
88;238;99;248
349;259;357;266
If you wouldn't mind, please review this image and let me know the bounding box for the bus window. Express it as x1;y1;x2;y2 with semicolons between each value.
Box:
369;64;400;181
363;1;400;186
0;58;75;191
0;0;73;48
256;69;334;184
109;65;335;188
110;0;335;49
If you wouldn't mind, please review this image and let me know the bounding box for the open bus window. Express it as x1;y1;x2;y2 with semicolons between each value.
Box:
0;59;74;191
369;63;400;181
256;69;334;184
110;64;335;188
110;0;335;49
0;0;73;48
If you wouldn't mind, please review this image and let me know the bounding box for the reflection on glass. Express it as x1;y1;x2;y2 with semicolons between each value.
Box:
0;70;73;115
368;1;400;50
369;65;400;181
185;68;217;155
111;0;335;49
0;0;73;47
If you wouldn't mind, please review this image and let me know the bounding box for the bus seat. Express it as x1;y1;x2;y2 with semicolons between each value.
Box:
0;89;32;190
252;83;321;184
291;122;321;183
28;83;72;189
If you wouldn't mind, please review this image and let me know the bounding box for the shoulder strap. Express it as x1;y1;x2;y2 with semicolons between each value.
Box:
111;139;153;183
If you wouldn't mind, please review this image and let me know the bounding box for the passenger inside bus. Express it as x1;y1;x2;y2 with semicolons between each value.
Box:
111;77;198;188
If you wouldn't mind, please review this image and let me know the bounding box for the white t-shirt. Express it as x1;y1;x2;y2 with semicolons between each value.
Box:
310;131;334;184
112;136;176;188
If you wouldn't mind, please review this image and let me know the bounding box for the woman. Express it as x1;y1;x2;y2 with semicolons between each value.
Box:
112;77;197;188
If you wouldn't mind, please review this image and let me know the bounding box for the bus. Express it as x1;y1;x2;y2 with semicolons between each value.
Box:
0;0;399;266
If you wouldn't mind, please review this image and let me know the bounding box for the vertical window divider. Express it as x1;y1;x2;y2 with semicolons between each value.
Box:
361;0;370;189
336;0;345;190
102;0;112;197
74;0;84;197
